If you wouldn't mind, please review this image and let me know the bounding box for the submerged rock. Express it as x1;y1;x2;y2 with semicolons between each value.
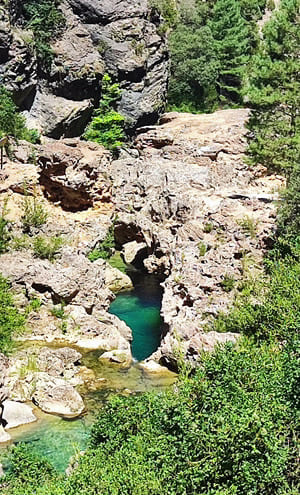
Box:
99;349;132;368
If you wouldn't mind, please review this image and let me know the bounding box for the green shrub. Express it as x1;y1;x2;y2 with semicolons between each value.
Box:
198;242;207;256
237;215;258;238
9;234;31;251
22;194;48;232
0;199;10;254
84;74;125;151
33;235;63;261
22;0;65;70
0;275;25;354
203;222;214;233
4;336;298;494
0;86;28;139
221;274;236;292
88;225;115;262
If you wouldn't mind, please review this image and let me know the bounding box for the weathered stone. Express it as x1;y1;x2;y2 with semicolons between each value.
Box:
99;349;132;368
2;400;36;429
33;376;85;418
37;138;111;211
2;0;169;135
24;91;93;139
105;264;133;292
37;347;82;377
123;240;148;266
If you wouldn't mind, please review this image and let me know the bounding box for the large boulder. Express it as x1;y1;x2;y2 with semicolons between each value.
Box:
32;376;85;418
24;91;93;139
2;400;36;429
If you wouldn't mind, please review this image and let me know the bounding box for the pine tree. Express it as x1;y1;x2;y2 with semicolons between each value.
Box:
246;0;300;172
209;0;251;103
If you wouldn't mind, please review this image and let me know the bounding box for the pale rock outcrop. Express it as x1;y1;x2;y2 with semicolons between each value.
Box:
2;400;36;429
0;425;11;443
106;109;284;366
99;349;132;368
123;240;148;266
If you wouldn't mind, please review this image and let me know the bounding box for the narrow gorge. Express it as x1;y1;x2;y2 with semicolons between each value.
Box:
0;0;298;493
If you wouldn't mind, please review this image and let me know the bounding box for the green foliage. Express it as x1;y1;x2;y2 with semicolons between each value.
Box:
245;0;300;172
22;0;65;70
198;242;207;257
237;215;258;238
84;74;125;151
0;86;28;140
0;275;25;354
169;24;220;111
4;444;56;490
168;0;262;111
0;199;10;254
51;302;66;319
21;194;48;232
33;235;64;261
203;221;214;233
150;0;178;31
209;0;251;103
4;337;299;494
221;274;236;292
88;225;115;262
215;257;300;342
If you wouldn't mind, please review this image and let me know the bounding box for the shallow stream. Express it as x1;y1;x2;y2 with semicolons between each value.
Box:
1;270;175;472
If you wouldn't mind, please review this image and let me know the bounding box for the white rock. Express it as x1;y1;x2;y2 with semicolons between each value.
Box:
2;400;37;429
0;424;11;443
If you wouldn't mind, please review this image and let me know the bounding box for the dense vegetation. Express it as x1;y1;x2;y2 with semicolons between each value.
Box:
167;0;268;111
0;86;39;142
84;74;125;152
22;0;65;70
0;276;25;354
1;1;299;494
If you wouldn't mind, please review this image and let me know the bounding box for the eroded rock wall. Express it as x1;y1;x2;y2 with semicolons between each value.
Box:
1;0;168;136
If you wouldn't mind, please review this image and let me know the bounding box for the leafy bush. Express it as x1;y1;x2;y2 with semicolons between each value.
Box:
0;87;28;140
21;195;48;232
88;225;115;262
221;274;236;292
22;0;65;70
237;215;258;238
0;199;10;254
84;74;125;151
0;275;25;354
4;337;298;494
33;235;64;261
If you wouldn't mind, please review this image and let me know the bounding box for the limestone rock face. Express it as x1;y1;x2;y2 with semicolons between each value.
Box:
2;0;168;135
105;109;284;366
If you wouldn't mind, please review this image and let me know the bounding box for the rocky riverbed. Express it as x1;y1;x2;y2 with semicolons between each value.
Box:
0;107;284;440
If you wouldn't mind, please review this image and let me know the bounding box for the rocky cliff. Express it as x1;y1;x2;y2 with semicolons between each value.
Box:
0;0;168;137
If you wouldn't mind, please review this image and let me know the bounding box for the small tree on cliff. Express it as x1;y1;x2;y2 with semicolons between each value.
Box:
83;74;125;152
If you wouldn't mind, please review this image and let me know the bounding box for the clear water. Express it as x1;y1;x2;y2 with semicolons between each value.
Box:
109;271;163;361
1;272;172;472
